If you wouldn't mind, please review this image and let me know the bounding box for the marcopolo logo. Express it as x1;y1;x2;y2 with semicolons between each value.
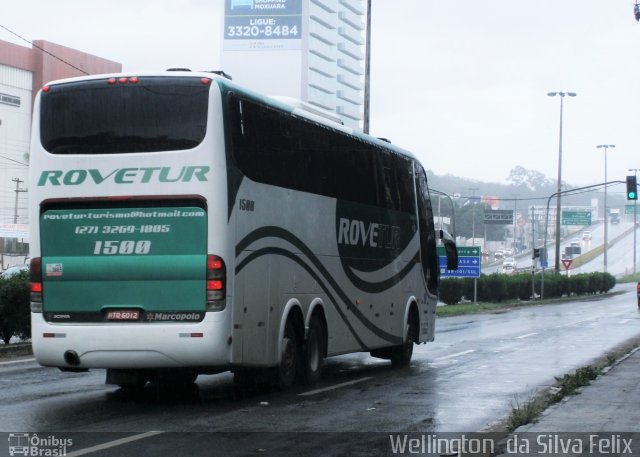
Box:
37;166;210;187
8;433;73;456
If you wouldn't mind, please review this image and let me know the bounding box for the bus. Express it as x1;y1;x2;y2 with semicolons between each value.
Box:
28;70;458;389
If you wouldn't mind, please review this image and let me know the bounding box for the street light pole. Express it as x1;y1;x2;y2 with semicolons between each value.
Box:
512;194;519;252
597;144;615;273
363;0;371;134
629;167;639;276
469;187;480;246
548;91;576;273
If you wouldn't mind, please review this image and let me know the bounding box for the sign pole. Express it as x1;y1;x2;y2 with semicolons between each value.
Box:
473;278;477;304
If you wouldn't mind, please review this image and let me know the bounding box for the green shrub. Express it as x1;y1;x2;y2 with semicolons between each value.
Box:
438;278;464;305
479;273;507;302
569;274;589;296
461;278;476;302
586;273;602;294
0;271;31;344
515;274;534;301
536;271;616;298
600;272;616;293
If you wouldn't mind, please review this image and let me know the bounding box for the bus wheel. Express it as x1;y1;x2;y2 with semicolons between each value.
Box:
303;315;325;385
276;320;299;389
390;319;414;367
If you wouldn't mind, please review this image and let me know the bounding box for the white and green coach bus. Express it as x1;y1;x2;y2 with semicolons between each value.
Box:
28;70;458;389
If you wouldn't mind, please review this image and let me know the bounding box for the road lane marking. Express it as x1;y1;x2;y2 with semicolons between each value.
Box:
554;319;594;329
298;376;373;397
516;332;538;339
0;357;36;366
433;349;475;361
66;431;164;456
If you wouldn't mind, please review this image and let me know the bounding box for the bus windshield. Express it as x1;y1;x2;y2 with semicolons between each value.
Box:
40;76;210;155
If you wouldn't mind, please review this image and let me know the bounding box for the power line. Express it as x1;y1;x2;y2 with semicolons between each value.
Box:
0;154;28;166
0;23;89;75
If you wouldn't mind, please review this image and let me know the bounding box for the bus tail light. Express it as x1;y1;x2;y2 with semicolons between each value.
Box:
206;255;226;311
30;257;43;312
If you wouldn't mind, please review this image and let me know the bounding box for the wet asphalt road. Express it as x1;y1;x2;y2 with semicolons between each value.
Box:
1;283;639;456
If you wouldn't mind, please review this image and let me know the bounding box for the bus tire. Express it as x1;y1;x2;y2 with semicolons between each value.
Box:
276;320;299;389
390;318;415;367
303;315;325;385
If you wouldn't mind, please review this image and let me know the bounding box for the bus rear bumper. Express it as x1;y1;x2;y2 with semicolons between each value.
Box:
31;312;232;370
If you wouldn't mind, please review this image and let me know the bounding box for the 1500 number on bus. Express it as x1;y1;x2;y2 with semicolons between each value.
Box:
75;225;170;234
93;240;152;255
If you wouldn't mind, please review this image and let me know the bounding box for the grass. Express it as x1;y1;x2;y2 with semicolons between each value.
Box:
507;391;546;431
551;366;600;401
436;296;578;318
618;273;640;283
435;302;517;317
436;283;629;318
505;358;631;432
506;365;601;431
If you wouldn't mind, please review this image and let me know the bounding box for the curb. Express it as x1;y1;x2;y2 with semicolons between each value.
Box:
0;343;33;359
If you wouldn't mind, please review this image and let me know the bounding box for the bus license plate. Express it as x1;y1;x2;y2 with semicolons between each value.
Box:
106;310;140;321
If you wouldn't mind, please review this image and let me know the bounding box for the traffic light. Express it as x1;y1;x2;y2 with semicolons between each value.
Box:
626;175;638;200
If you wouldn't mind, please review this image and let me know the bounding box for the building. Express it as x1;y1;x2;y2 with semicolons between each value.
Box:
0;39;120;261
221;0;366;129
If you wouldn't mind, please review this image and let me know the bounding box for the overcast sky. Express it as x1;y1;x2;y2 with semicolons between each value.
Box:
2;0;639;189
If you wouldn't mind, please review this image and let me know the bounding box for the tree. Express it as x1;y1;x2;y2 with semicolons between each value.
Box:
507;166;555;192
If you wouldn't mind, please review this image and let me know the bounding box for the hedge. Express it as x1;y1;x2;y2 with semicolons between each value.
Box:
0;271;31;344
439;271;616;305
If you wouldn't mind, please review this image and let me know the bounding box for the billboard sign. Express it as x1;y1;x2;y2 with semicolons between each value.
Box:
0;223;29;239
484;210;513;225
224;0;302;51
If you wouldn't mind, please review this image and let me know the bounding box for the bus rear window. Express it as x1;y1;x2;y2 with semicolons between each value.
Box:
40;76;210;155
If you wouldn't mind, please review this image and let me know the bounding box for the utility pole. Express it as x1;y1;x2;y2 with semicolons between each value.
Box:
12;177;27;224
512;194;519;252
363;0;372;134
531;205;536;299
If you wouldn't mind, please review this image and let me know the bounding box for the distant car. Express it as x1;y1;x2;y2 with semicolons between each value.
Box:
570;239;580;247
582;231;592;241
502;257;516;266
502;257;517;274
494;250;505;261
0;264;28;279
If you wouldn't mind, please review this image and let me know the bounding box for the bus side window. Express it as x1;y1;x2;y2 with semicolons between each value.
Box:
415;166;438;294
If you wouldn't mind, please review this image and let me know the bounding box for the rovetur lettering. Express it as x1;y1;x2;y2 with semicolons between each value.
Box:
37;166;210;186
338;217;401;250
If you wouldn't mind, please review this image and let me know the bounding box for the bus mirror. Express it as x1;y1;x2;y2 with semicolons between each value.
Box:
444;239;458;270
439;230;458;270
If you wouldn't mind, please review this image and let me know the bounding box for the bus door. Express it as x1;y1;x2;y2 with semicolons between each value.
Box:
414;165;439;296
414;164;439;340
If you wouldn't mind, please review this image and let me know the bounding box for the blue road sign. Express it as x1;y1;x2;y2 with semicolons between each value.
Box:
437;246;481;278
